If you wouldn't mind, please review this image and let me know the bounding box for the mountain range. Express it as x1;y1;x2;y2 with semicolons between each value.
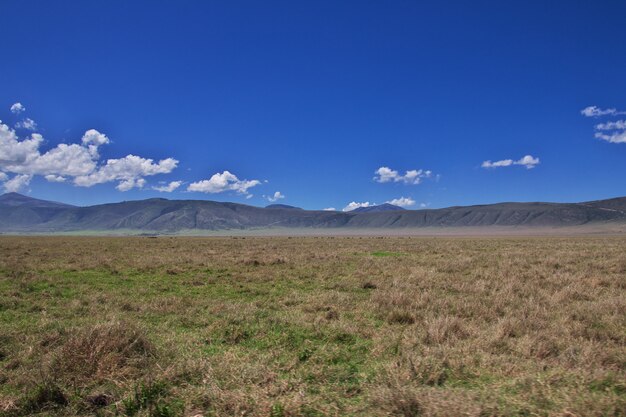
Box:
0;192;625;233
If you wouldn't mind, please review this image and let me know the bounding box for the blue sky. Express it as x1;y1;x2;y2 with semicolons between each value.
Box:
1;0;625;210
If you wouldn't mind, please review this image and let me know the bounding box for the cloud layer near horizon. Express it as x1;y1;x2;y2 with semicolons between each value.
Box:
4;100;623;208
385;196;415;207
342;201;374;211
0;118;178;192
152;181;183;192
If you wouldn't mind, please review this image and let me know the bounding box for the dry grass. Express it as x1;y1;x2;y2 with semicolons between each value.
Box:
0;236;624;416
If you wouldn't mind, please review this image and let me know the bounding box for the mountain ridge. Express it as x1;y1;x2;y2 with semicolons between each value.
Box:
1;193;625;233
351;203;405;213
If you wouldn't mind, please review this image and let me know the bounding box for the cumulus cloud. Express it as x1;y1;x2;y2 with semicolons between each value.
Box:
581;106;626;144
0;125;42;168
515;155;540;169
10;103;25;114
152;181;182;192
187;171;261;195
386;197;415;207
81;129;110;146
21;143;99;177
0;172;7;182
73;155;178;190
15;118;37;131
482;155;540;170
323;207;336;211
116;178;146;192
374;166;433;185
0;119;178;192
81;129;110;157
343;201;374;212
580;106;626;117
265;191;285;202
44;174;66;183
3;174;31;192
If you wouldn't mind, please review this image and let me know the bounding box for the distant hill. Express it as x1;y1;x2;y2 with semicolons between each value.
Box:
0;192;74;208
351;203;405;213
0;193;625;233
265;204;303;210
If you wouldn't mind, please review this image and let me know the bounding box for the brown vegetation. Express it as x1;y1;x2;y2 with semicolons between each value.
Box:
0;236;624;416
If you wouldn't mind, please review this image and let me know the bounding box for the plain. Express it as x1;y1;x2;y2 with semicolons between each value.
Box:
0;236;624;416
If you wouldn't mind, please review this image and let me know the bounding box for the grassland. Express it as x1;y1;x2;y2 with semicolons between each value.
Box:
0;236;624;416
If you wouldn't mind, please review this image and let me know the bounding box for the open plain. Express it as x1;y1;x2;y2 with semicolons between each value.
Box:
0;236;624;416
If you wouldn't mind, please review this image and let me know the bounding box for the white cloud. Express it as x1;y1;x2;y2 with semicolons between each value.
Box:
152;180;182;192
116;178;146;192
81;129;110;157
73;155;178;190
580;106;626;117
419;202;430;208
81;129;110;146
481;159;513;168
10;103;25;114
3;174;31;192
343;201;374;212
482;155;539;170
44;174;66;183
323;207;336;211
581;106;626;144
374;166;433;185
0;120;177;191
23;143;99;177
595;120;626;130
187;171;261;195
595;131;626;144
515;155;540;169
385;197;415;207
15;118;37;131
0;172;7;182
0;124;43;167
265;191;285;202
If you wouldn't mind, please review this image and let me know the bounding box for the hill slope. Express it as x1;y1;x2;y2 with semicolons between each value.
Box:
0;193;625;232
265;204;303;210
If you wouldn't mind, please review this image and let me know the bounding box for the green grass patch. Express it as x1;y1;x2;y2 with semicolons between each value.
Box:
370;251;404;257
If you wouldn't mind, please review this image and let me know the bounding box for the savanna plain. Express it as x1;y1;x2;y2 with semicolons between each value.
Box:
0;236;624;417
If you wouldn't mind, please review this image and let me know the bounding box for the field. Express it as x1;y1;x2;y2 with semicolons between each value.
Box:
0;236;624;416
